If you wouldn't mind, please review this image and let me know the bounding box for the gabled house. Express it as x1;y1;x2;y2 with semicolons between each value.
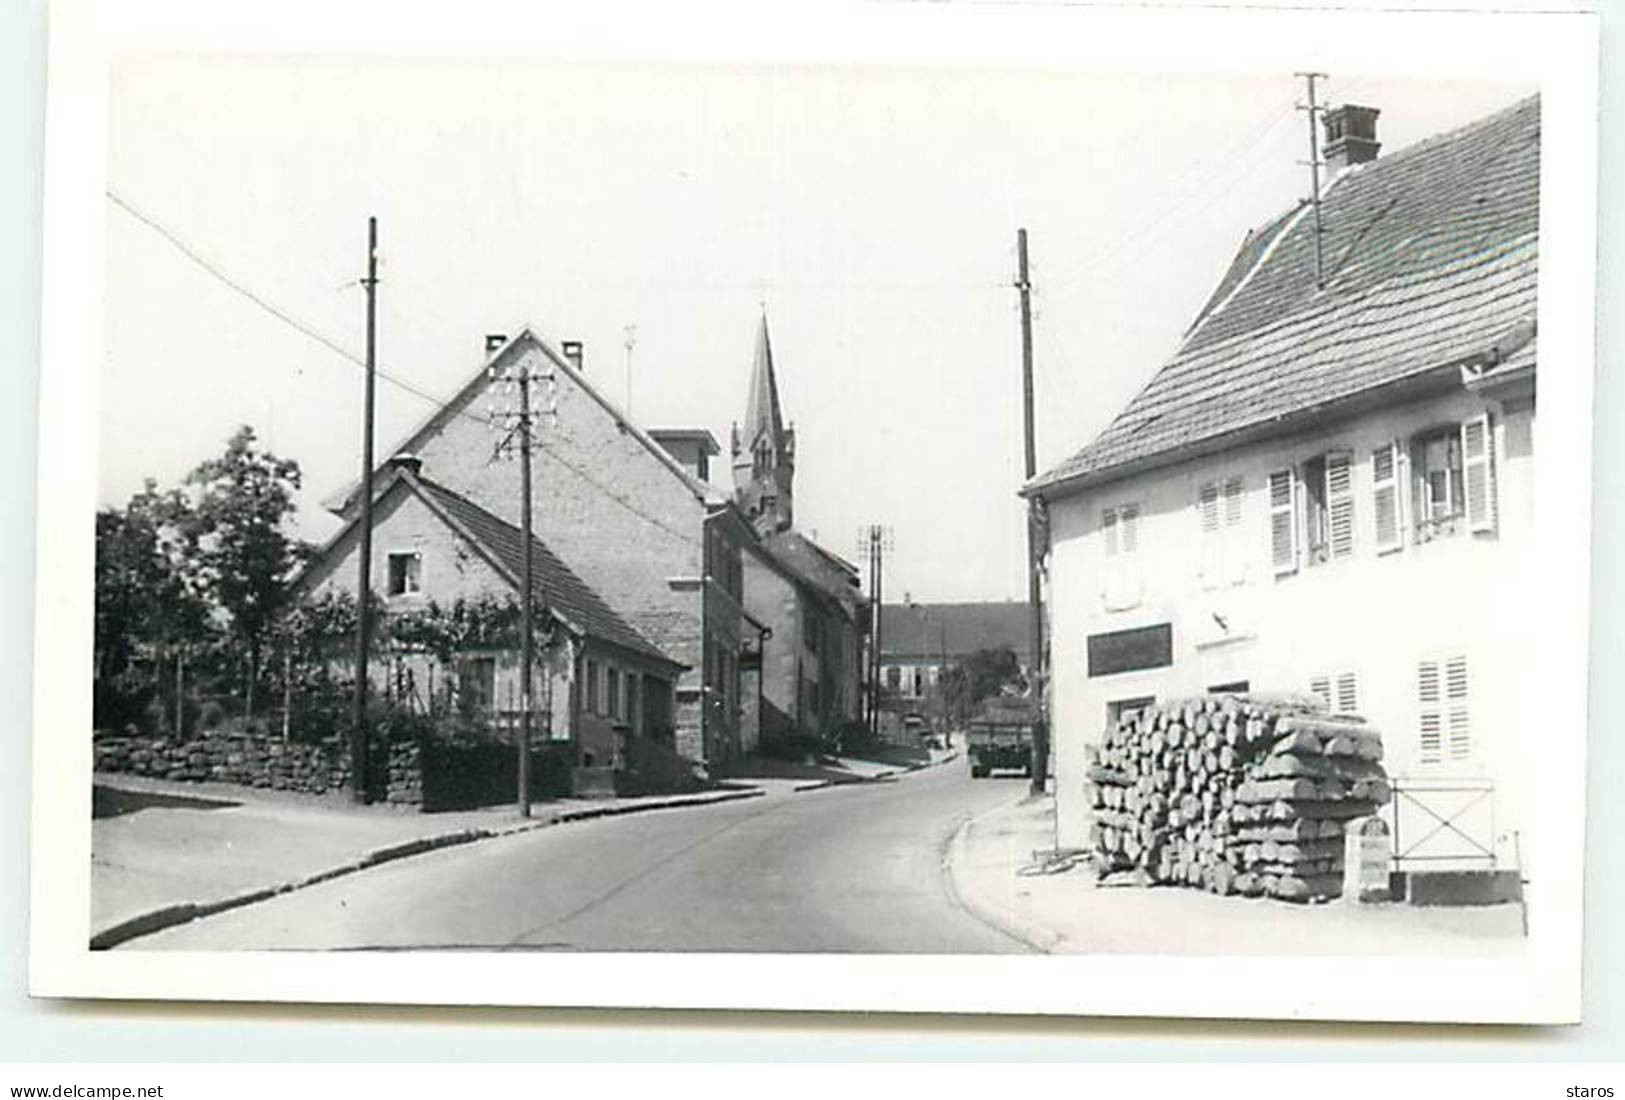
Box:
296;457;686;788
324;329;754;774
877;601;1034;702
728;317;866;751
1025;96;1540;876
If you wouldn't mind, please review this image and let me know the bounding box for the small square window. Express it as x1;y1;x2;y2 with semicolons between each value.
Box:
387;551;421;596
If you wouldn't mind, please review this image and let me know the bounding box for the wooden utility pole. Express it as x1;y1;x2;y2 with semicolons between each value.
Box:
1017;228;1048;796
1296;72;1329;289
517;368;535;818
351;216;378;804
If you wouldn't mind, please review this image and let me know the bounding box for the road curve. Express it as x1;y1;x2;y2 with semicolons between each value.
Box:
135;760;1034;953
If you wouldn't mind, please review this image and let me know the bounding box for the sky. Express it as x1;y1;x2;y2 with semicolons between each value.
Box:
102;57;1534;602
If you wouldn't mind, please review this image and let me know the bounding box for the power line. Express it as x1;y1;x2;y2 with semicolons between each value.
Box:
107;189;702;548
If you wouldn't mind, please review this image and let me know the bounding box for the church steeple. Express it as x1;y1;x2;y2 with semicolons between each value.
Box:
732;313;796;534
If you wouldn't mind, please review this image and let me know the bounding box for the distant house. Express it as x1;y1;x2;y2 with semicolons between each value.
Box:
297;458;685;785
1025;96;1540;871
324;329;754;775
877;601;1034;703
729;317;866;750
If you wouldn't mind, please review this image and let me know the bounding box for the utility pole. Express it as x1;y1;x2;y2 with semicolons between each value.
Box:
1296;71;1329;289
491;351;558;818
351;215;378;805
1017;227;1048;796
623;324;638;417
858;524;890;740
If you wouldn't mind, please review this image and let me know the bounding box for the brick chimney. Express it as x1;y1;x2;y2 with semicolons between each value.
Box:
561;341;584;372
484;333;507;355
1322;104;1381;174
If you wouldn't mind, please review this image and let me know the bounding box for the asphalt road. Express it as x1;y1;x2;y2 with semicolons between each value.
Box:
136;759;1034;953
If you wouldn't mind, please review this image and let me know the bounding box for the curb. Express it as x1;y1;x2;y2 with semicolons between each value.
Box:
91;787;765;950
943;805;1063;954
791;748;962;792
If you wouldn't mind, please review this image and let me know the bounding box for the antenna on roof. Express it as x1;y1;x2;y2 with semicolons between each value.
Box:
1295;71;1329;290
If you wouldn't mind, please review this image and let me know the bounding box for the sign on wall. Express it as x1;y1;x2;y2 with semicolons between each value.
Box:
1087;623;1173;677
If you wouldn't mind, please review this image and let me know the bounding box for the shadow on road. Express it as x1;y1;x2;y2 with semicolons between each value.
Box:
92;785;241;820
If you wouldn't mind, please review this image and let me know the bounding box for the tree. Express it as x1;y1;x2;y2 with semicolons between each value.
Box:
93;481;211;731
941;646;1025;725
181;425;308;715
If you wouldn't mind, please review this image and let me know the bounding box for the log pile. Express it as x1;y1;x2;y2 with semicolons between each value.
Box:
1084;693;1390;902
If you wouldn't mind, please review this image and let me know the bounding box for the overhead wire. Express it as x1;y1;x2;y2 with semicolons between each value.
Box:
107;189;702;548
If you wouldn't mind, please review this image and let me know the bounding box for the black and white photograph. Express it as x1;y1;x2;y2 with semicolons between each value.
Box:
27;0;1599;1024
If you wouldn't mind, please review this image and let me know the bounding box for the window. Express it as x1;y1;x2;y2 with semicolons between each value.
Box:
1411;415;1497;542
1309;671;1359;716
1107;696;1156;726
625;673;638;730
1102;503;1140;557
1208;680;1250;694
885;666;902;690
386;551;422;596
1199;476;1245;588
1306;452;1355;565
1418;654;1471;765
585;660;600;715
607;668;621;720
458;656;496;712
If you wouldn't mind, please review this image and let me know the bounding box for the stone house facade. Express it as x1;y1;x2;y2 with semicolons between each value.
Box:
325;329;747;772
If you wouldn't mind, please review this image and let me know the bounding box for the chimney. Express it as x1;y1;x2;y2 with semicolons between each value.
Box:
1322;104;1381;174
484;333;507;355
561;341;584;372
388;453;424;478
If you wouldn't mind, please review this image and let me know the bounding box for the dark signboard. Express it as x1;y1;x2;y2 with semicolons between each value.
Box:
1087;623;1173;677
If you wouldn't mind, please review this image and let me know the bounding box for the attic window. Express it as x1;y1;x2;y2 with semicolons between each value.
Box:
387;551;422;597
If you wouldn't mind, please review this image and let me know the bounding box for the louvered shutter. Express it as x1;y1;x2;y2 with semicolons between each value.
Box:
1372;442;1403;553
1102;508;1120;557
1335;671;1358;715
1121;504;1140;554
1324;452;1354;560
1268;469;1298;576
1417;659;1443;765
1309;676;1332;710
1199;483;1220;589
1461;413;1496;534
1445;655;1471;760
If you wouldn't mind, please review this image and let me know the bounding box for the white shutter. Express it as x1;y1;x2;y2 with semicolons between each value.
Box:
1199;483;1219;533
1268;469;1298;577
1445;654;1472;760
1120;504;1140;554
1199;482;1220;589
1418;659;1443;765
1309;676;1332;710
1335;671;1358;715
1372;441;1404;554
1462;413;1496;534
1325;452;1355;560
1102;508;1120;557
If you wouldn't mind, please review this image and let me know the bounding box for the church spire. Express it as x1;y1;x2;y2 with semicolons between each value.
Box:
732;312;796;533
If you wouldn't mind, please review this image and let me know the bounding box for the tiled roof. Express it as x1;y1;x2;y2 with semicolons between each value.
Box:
414;475;678;667
759;529;864;615
1029;94;1540;496
880;601;1034;661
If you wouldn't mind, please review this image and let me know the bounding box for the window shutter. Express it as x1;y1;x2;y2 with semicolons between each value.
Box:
1199;483;1219;534
1309;676;1331;710
1417;659;1443;765
1372;441;1404;553
1335;671;1358;715
1461;413;1496;534
1445;654;1471;761
1268;469;1298;576
1325;452;1355;559
1121;504;1140;554
1102;508;1120;558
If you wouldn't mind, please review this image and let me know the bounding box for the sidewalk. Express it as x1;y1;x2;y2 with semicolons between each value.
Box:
91;773;773;949
949;793;1525;956
720;744;959;791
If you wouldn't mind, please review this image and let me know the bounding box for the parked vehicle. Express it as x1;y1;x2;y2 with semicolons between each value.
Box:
966;697;1036;778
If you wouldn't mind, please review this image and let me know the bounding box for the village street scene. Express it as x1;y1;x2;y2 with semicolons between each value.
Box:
90;59;1538;956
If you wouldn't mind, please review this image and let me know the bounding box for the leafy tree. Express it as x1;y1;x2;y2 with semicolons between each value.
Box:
940;646;1025;725
181;425;309;715
93;481;212;731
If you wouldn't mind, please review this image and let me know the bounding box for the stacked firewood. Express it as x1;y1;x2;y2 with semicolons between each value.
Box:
1084;694;1390;903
